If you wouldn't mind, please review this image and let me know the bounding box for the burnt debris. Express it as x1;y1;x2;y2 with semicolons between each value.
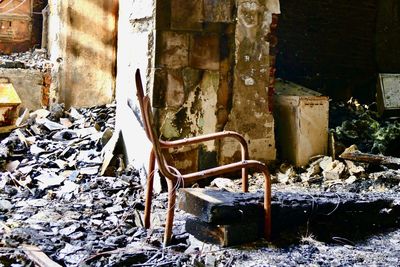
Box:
0;103;193;266
0;49;51;71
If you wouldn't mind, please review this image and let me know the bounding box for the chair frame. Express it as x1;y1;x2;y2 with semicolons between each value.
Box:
134;69;272;246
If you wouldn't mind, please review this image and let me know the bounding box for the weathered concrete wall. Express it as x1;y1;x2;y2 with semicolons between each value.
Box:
0;68;47;111
115;0;156;171
152;0;238;173
144;0;280;173
47;0;118;108
117;0;279;174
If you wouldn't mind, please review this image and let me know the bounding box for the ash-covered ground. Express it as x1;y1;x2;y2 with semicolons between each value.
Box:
1;100;400;266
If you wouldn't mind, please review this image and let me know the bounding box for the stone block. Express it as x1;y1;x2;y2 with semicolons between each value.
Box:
166;70;185;108
158;31;189;69
186;216;262;247
153;69;167;108
0;68;44;111
159;109;180;138
179;188;264;224
166;147;199;175
180;188;400;244
189;34;220;70
171;0;203;31
266;0;281;14
203;0;233;23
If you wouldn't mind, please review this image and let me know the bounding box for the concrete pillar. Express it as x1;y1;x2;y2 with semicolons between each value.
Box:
221;0;280;164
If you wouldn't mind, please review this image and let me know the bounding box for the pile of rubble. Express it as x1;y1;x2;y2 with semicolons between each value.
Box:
0;103;117;186
0;103;192;266
273;149;400;194
2;98;400;266
268;99;400;192
0;49;51;71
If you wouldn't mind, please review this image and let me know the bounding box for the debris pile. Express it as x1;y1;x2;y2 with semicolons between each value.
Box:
0;103;117;186
0;103;192;266
330;99;400;156
0;49;51;71
2;99;400;266
273;152;400;193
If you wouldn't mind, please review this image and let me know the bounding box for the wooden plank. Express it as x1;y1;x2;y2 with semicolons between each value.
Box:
21;245;62;267
2;221;61;267
340;151;400;166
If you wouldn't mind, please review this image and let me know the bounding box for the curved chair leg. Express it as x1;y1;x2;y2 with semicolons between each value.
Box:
144;149;156;229
262;169;272;240
242;168;248;192
163;178;177;246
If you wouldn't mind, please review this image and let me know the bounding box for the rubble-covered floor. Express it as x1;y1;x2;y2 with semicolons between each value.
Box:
1;100;400;266
0;50;50;71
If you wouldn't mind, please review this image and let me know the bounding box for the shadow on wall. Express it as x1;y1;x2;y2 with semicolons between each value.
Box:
52;0;118;107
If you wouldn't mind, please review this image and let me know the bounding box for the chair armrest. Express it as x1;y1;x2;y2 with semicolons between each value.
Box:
159;131;249;159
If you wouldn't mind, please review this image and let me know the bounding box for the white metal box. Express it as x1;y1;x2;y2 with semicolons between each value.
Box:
377;73;400;116
274;80;329;166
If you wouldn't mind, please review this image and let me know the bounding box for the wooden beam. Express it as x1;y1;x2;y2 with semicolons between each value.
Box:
2;220;61;267
21;245;62;267
340;151;400;166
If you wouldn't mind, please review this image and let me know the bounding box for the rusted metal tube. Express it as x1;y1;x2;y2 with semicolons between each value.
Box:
164;179;177;247
159;131;250;192
144;149;156;229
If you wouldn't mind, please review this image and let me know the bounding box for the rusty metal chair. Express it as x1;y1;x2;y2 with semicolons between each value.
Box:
133;69;272;246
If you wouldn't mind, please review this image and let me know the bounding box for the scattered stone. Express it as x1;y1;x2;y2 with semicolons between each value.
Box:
210;177;236;192
0;199;12;211
345;175;357;184
322;161;345;180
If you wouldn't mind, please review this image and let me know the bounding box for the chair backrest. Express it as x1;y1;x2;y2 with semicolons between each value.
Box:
135;69;177;180
135;69;151;139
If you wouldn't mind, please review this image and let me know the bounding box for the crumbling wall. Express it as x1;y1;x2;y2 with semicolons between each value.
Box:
152;0;279;173
221;0;279;164
47;0;118;108
153;0;236;173
0;0;47;53
0;0;33;54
